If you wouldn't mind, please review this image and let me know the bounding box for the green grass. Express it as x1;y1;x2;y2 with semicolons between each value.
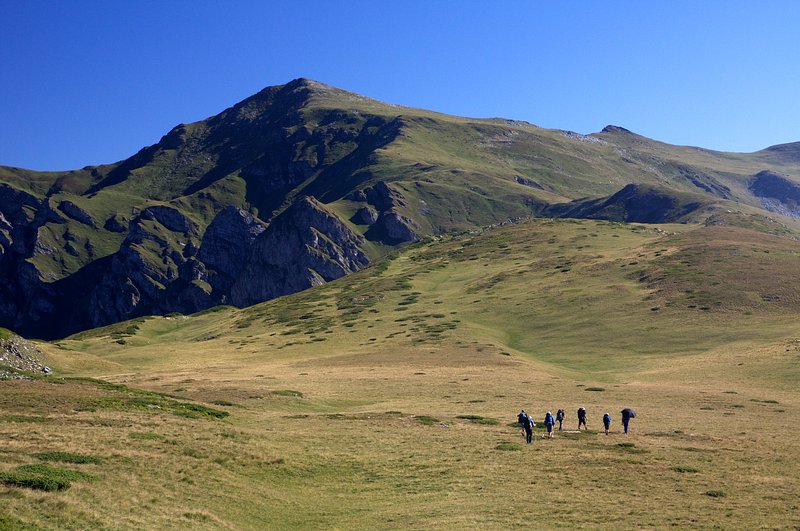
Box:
0;464;95;492
35;452;102;464
495;442;522;451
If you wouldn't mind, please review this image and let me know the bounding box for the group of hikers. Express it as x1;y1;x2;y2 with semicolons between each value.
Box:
516;407;636;443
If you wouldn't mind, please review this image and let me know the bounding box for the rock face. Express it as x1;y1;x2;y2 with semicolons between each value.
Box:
749;171;800;217
58;201;96;227
231;197;369;306
199;206;266;297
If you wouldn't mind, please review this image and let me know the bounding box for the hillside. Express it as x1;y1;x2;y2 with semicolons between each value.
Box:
3;78;800;338
1;219;798;528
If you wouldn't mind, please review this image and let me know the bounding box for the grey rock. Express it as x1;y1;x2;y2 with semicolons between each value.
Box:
104;214;128;232
380;211;418;242
353;206;379;225
231;196;369;307
58;201;96;226
199;206;266;292
140;205;198;234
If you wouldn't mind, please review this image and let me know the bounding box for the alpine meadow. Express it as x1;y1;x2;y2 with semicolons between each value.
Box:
1;79;799;529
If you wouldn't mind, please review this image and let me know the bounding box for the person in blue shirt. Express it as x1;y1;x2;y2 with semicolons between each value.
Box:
544;411;555;438
603;413;611;435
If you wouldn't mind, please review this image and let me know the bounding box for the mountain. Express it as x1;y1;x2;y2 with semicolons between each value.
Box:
3;78;800;338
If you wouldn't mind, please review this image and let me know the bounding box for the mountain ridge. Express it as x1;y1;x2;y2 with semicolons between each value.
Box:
3;78;800;338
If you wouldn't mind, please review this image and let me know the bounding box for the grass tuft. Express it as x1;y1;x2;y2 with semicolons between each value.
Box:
671;466;699;473
35;452;101;464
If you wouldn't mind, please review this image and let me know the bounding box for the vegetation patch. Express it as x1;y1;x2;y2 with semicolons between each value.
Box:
671;466;699;473
495;442;522;451
414;415;440;425
456;415;499;425
173;403;229;419
0;464;95;492
705;490;727;498
585;387;605;392
0;415;51;424
272;389;304;398
128;432;164;441
35;452;102;464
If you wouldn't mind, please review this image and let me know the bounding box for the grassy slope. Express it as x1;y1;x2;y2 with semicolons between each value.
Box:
1;219;798;528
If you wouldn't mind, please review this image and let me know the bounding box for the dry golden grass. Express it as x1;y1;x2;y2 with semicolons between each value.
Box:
2;219;799;529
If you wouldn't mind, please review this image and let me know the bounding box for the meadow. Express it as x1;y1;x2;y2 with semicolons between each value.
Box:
1;218;799;529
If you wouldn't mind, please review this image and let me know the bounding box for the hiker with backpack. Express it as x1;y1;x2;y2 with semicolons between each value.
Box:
621;408;636;434
577;407;587;430
518;409;534;444
602;413;611;435
544;411;555;438
556;409;565;431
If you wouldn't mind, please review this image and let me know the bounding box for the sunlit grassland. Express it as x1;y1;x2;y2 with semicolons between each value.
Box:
3;219;799;528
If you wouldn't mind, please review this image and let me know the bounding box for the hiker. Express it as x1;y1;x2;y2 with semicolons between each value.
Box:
621;408;636;434
602;413;611;435
544;411;555;438
518;409;534;444
556;409;565;431
577;407;587;430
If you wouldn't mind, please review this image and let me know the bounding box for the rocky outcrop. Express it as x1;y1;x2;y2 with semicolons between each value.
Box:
353;206;378;225
379;211;418;242
199;207;265;296
58;201;96;226
0;332;51;379
749;171;800;217
231;197;369;307
140;205;197;234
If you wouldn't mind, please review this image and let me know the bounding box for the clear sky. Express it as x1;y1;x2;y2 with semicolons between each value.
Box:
1;1;799;170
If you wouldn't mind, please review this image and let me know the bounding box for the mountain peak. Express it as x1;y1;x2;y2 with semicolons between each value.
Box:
601;125;633;134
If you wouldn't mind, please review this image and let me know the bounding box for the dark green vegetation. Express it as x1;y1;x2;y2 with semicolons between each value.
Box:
3;79;800;339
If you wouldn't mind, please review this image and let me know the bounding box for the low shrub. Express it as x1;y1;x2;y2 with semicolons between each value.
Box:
495;442;522;451
35;452;101;464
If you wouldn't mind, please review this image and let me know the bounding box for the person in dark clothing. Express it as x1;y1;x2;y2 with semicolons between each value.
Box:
556;409;565;431
518;409;534;444
577;407;587;430
544;411;555;438
621;408;634;434
602;413;611;435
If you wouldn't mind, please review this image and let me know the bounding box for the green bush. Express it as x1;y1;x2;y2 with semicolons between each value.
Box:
35;452;101;464
0;464;94;492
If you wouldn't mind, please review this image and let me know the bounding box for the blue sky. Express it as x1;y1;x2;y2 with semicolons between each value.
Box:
1;1;799;170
